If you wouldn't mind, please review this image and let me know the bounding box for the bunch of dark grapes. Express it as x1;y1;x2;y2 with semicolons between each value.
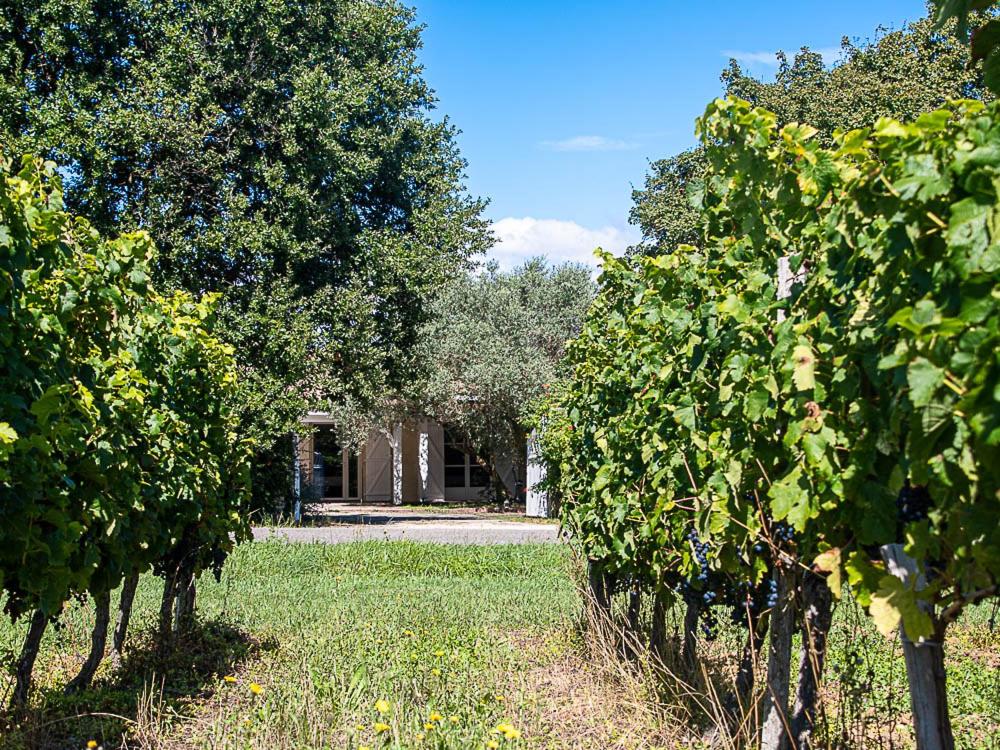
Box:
896;483;931;524
688;527;711;585
684;528;726;639
726;578;771;627
772;521;796;545
765;577;779;608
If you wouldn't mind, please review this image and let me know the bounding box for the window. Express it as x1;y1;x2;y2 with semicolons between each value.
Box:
347;451;360;497
311;428;361;500
444;429;489;489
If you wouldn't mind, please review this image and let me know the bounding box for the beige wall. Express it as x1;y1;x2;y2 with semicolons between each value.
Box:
297;416;522;504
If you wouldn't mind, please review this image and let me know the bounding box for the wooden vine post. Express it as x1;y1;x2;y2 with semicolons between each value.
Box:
791;570;833;748
758;255;797;750
881;544;955;750
760;563;795;750
525;428;549;518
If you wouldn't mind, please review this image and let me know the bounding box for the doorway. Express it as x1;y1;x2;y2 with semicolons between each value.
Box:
311;428;362;502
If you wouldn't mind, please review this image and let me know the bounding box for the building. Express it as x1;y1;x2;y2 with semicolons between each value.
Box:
294;413;524;505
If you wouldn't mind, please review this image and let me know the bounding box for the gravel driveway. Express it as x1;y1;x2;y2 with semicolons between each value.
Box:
252;506;562;545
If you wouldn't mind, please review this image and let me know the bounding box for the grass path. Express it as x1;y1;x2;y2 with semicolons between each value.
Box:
0;541;657;750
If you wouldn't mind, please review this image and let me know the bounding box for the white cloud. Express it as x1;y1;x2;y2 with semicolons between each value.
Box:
488;217;638;270
815;46;845;65
723;46;844;68
723;49;783;67
540;135;637;152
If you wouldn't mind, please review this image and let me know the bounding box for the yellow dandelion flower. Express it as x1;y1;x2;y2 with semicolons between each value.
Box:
493;722;518;737
449;715;459;725
415;733;425;742
374;722;391;734
495;694;506;702
429;711;443;723
87;743;98;750
486;741;499;749
431;668;441;677
355;724;366;731
433;649;445;657
248;682;264;695
403;629;414;637
223;675;237;684
424;722;435;731
375;699;391;714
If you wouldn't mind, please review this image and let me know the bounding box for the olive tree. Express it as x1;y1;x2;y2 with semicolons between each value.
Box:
415;258;596;501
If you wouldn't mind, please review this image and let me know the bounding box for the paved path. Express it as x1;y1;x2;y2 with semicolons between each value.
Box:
253;505;562;545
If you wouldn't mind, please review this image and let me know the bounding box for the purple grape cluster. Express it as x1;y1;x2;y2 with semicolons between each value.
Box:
896;483;931;524
688;527;710;584
772;521;796;544
765;577;779;608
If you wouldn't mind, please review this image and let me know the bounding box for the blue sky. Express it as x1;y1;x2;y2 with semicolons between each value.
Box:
412;0;929;268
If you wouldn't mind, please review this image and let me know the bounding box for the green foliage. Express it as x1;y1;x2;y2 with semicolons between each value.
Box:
542;96;1000;642
0;154;249;621
332;259;595;500
932;0;1000;91
419;259;595;470
632;11;988;255
0;0;491;511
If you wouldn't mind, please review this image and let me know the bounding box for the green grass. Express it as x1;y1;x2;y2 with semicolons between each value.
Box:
0;542;585;750
1;542;997;749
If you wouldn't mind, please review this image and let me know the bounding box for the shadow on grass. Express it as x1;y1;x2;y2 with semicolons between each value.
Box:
1;617;278;750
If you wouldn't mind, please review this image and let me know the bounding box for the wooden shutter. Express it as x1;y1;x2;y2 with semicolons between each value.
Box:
422;421;445;502
364;430;392;503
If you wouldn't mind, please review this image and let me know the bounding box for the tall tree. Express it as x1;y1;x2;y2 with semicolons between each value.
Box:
0;0;490;507
418;259;595;499
630;12;988;254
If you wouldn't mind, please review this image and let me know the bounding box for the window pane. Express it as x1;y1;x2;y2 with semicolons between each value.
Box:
445;466;466;488
444;444;466;465
313;428;343;498
347;452;359;497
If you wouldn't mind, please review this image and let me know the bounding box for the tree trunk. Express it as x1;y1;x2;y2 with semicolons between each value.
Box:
485;452;509;508
624;581;642;658
158;571;177;643
682;591;700;675
11;609;48;708
587;559;611;616
111;571;140;668
729;607;769;735
761;566;795;750
791;571;833;749
173;560;196;633
650;587;669;664
390;424;403;506
587;560;616;647
882;544;955;750
65;590;111;694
